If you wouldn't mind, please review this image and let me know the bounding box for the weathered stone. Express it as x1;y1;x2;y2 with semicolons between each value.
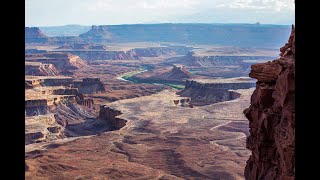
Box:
249;62;282;82
244;25;295;180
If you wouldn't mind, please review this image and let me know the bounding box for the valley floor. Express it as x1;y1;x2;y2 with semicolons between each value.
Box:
25;88;254;180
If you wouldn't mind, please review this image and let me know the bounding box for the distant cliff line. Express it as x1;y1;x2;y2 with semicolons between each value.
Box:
26;23;291;48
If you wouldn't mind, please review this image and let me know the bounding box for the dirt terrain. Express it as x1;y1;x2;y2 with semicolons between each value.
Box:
25;26;281;179
26;88;254;179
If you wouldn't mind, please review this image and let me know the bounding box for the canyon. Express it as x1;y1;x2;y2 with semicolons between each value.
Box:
25;89;254;179
25;23;293;179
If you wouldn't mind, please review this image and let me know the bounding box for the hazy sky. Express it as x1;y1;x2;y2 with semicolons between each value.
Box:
26;0;295;27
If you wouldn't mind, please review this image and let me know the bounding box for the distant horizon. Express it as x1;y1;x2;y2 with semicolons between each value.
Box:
26;0;294;27
26;22;293;28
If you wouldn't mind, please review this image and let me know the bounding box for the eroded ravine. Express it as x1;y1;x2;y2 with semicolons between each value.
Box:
26;88;254;179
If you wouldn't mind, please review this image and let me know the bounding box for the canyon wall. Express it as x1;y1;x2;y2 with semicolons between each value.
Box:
79;25;113;42
99;105;127;130
179;80;255;106
25;114;64;145
41;78;73;86
77;24;291;48
161;65;193;80
25;62;60;76
26;24;291;48
243;25;295;180
53;50;139;61
73;78;106;94
57;43;107;50
165;53;274;67
133;46;192;57
25;52;87;75
40;53;87;69
52;46;191;61
25;27;49;43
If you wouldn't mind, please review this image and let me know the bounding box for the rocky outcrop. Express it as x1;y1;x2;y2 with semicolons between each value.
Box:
179;78;255;106
25;27;49;43
25;27;85;45
53;50;139;61
40;77;74;86
165;52;274;68
49;36;85;45
244;25;295;180
53;46;191;61
74;78;105;94
25;132;45;144
52;88;83;100
43;52;87;69
79;25;114;42
25;62;60;76
57;43;107;50
131;65;193;86
161;65;193;80
99;105;127;130
25;114;65;145
25;52;87;74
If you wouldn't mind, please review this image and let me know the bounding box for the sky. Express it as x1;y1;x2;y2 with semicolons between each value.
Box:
25;0;295;27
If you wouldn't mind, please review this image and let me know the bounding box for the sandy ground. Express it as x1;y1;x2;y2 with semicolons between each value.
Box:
26;88;254;180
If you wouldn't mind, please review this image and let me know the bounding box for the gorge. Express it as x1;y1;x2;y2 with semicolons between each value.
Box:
25;22;294;180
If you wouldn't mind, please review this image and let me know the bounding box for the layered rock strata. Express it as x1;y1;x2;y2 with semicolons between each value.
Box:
25;27;49;43
179;78;255;106
244;25;295;180
54;50;139;61
98;105;127;130
25;52;87;75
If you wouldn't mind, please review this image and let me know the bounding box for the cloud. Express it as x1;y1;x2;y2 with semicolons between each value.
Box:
134;0;200;9
215;0;295;11
84;0;200;12
25;0;294;26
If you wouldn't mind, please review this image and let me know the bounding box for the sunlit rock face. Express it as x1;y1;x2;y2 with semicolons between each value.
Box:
244;25;295;180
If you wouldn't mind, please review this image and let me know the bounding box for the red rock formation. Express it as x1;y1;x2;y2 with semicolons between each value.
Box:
53;50;140;61
25;27;49;43
178;79;255;106
99;105;127;130
244;25;295;179
162;65;193;80
25;62;60;76
57;43;107;50
79;25;113;42
25;52;87;73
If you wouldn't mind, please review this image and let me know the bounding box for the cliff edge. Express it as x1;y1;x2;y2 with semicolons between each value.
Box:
244;25;295;179
25;27;49;43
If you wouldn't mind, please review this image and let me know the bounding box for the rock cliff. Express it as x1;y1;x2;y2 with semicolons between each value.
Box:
25;62;60;76
54;50;139;61
79;25;114;42
25;27;49;43
179;78;255;106
161;65;193;80
25;52;87;75
133;46;192;57
99;105;127;130
244;25;295;180
74;78;106;94
57;43;107;50
77;24;290;48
